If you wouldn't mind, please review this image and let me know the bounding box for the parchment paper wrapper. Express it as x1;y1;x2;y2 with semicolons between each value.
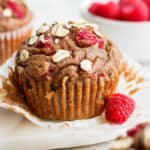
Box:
0;54;150;149
0;22;32;65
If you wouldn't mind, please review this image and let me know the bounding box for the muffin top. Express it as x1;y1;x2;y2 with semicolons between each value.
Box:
16;20;124;90
0;0;32;32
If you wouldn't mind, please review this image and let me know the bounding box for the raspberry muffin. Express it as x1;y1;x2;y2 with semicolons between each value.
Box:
12;20;125;120
0;0;32;65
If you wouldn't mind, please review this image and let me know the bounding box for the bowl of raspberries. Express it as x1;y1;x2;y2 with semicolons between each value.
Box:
81;0;150;61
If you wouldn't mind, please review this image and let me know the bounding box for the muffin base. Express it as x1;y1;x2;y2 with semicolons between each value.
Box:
18;74;120;121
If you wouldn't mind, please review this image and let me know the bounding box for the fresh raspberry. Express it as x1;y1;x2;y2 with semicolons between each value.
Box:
119;1;149;21
143;0;150;18
127;123;146;137
75;29;104;48
6;0;25;19
88;2;101;15
36;35;52;50
144;0;150;8
105;93;135;124
119;0;141;5
95;1;120;19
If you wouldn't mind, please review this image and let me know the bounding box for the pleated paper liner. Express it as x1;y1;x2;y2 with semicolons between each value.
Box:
0;22;32;65
0;54;150;128
20;76;106;120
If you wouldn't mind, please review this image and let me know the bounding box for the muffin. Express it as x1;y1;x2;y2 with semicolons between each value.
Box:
12;20;125;120
0;0;32;65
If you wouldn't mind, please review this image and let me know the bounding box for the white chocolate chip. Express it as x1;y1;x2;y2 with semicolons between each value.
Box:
80;59;93;72
17;66;24;74
28;36;38;45
52;50;70;63
3;8;12;17
20;49;29;62
54;38;60;44
36;25;49;35
93;29;103;38
51;23;69;37
39;34;45;43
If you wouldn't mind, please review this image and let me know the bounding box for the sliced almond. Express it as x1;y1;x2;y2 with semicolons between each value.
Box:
71;20;97;29
93;29;103;38
36;25;49;35
54;38;60;44
3;8;12;17
17;66;24;74
80;59;93;72
39;34;45;43
51;23;69;37
20;49;29;62
28;36;38;45
52;50;70;63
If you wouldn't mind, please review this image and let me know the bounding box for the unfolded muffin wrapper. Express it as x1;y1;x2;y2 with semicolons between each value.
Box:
0;22;32;65
0;54;150;144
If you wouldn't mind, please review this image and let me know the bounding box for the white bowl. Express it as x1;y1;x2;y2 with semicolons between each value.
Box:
81;0;150;62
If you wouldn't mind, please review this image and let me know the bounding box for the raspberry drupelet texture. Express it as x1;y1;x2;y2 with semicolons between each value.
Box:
105;93;135;124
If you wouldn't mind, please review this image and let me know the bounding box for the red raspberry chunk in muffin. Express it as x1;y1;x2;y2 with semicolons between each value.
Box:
75;29;104;49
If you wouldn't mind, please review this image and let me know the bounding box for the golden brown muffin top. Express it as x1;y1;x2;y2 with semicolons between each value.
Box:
15;20;124;89
0;0;32;32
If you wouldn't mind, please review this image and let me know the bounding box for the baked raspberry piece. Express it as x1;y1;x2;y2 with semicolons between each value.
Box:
6;0;25;19
97;38;104;49
119;1;149;21
105;93;135;124
75;29;104;48
127;123;146;137
36;35;52;50
76;29;97;47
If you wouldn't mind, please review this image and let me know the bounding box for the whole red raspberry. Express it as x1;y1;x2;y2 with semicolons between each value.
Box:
105;93;135;124
88;1;120;20
75;29;104;48
88;2;101;15
119;0;140;5
143;0;150;19
6;0;25;19
97;2;120;20
119;1;149;21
